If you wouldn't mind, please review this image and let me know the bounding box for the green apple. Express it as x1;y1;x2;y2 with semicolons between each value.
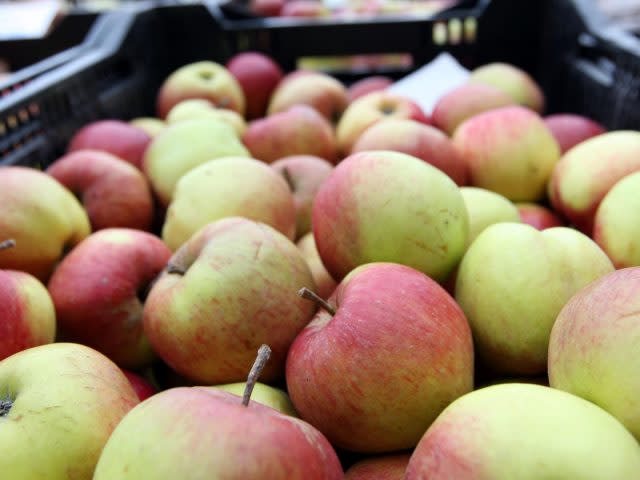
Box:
165;99;247;136
296;232;336;299
129;117;166;137
460;187;521;246
211;382;297;417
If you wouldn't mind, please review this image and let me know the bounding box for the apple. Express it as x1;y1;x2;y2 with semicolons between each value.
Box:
544;113;606;154
46;150;154;232
243;105;338;163
453;106;560;201
165;99;246;136
162;157;296;250
347;76;393;103
336;91;427;154
0;343;139;479
143;118;250;206
351;119;468;186
460;187;521;246
549;267;640;440
312;151;468;282
286;262;474;453
468;62;545;113
129;117;165;137
156;61;245;119
280;1;330;17
431;83;514;136
0;166;91;281
251;0;285;16
593;172;640;267
48;228;172;368
144;217;316;384
345;454;411;479
516;202;564;230
227;52;284;120
67;119;151;169
549;131;640;233
296;233;337;299
270;155;334;238
122;369;157;401
405;383;640;479
211;382;298;416
455;223;614;375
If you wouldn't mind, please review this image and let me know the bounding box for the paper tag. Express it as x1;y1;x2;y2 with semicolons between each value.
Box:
0;1;62;40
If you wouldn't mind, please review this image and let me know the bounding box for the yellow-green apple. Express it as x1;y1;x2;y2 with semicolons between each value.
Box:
548;267;640;440
156;61;245;119
297;233;337;299
270;155;334;238
243;105;338;163
280;1;330;17
516;202;564;230
0;166;91;281
48;228;171;368
122;369;157;401
544;113;606;154
460;187;521;246
268;70;348;123
144;217;315;384
468;62;545;112
67;119;151;169
548;131;640;233
453;106;560;201
336;91;427;154
347;76;393;103
212;382;298;416
312;151;468;282
0;241;55;360
46;150;154;231
286;262;474;452
0;343;139;479
593;172;640;267
165;99;246;136
405;383;640;479
226;52;284;120
345;454;410;479
162;157;296;250
93;386;343;479
143;118;250;205
351;119;468;185
455;223;613;375
431;83;514;136
129;117;165;137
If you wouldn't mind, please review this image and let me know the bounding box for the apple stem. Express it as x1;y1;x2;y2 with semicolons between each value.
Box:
242;344;272;407
0;239;16;251
298;287;336;316
0;388;13;417
166;263;187;275
281;167;295;193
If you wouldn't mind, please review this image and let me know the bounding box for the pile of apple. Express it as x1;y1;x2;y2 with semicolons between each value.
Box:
1;50;640;480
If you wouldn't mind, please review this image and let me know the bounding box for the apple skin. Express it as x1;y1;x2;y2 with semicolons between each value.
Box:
352;119;468;186
243;105;338;164
271;155;334;238
93;387;343;479
156;61;245;119
0;269;55;361
165;99;247;136
251;0;285;16
144;217;316;384
46;150;154;232
516;202;564;230
431;83;514;136
162;157;296;251
286;262;474;453
593;172;640;267
404;383;640;479
280;1;330;17
544;113;606;154
211;382;298;416
143;118;250;206
122;369;157;401
0;166;91;281
345;454;410;480
312;151;468;282
0;343;139;480
48;228;172;369
227;52;284;120
548;131;640;233
129;117;165;137
549;267;640;440
460;187;521;246
468;62;545;113
67;119;151;169
347;76;393;103
455;223;614;375
296;233;337;299
453;106;560;202
337;91;427;154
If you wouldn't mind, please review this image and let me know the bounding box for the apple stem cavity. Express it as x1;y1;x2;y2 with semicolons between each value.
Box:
242;344;272;407
281;167;296;193
0;239;16;251
166;263;187;276
0;389;14;417
298;287;336;316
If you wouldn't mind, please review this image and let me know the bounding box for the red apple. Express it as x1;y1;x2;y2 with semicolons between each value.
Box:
122;369;157;401
544;113;606;154
345;454;411;479
251;0;285;16
517;203;564;230
347;76;393;103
